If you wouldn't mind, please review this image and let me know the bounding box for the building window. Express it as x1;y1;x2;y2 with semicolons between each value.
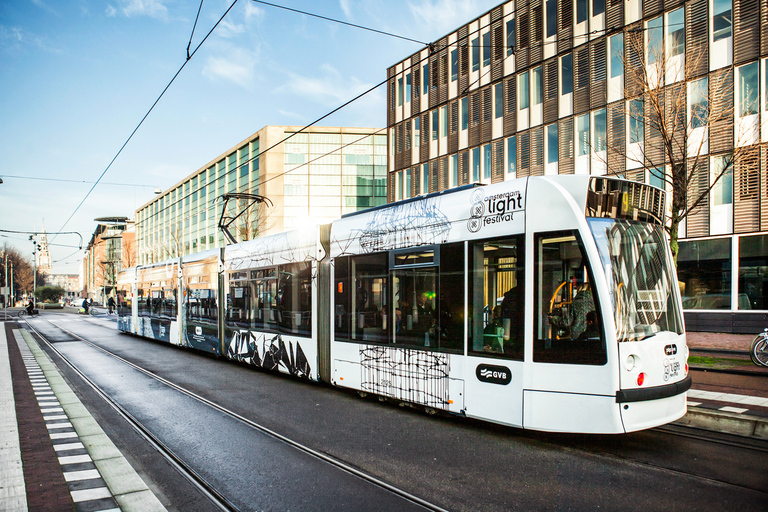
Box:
495;82;504;119
432;110;439;140
484;144;492;179
423;63;429;94
532;65;543;106
405;73;411;102
405;169;411;199
739;234;768;310
398;77;403;106
472;37;480;71
678;238;732;309
593;109;606;153
577;114;590;157
711;155;733;205
610;34;623;79
461;97;469;130
547;124;558;164
414;117;420;147
451;49;458;82
713;0;732;42
649;167;665;189
667;7;685;57
422;164;429;194
452;154;459;186
561;53;573;95
592;0;605;16
546;0;557;38
629;99;644;143
483;31;491;67
508;136;516;175
506;19;515;56
519;71;530;109
738;61;759;117
472;147;480;181
689;77;708;129
576;0;587;24
441;106;448;137
647;16;663;65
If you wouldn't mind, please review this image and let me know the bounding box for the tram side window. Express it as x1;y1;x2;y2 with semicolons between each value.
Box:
277;262;312;337
252;268;278;332
160;287;177;319
533;231;606;365
469;236;524;361
392;244;462;353
437;243;464;353
335;253;390;343
226;272;251;330
137;287;149;316
393;262;438;348
187;279;217;323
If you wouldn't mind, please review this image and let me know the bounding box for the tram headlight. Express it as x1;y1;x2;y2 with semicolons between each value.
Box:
624;354;638;371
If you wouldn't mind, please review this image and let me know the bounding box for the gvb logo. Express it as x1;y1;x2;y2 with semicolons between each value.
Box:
476;364;512;385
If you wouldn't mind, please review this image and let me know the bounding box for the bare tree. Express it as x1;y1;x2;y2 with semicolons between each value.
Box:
1;243;38;302
232;198;274;242
602;25;759;262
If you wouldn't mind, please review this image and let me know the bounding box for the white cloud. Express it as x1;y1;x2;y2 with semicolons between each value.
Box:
217;17;246;38
277;64;381;120
339;0;353;19
0;25;60;54
202;51;256;88
114;0;169;20
105;5;117;17
408;0;495;35
244;2;264;23
30;0;58;16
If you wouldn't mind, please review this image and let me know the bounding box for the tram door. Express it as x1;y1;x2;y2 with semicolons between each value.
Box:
525;231;615;432
465;236;526;426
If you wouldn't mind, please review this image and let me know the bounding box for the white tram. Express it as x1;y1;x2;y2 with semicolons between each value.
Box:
117;175;690;434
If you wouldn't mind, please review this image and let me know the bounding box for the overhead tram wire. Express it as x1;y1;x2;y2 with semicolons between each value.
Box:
251;0;429;46
187;0;206;60
131;5;652;233
0;175;158;188
51;0;241;244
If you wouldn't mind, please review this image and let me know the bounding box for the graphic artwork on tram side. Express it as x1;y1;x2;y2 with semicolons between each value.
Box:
360;346;450;408
351;196;451;254
227;330;312;379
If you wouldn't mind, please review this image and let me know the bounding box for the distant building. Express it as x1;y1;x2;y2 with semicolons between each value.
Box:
45;274;79;302
135;125;387;265
36;223;52;275
82;218;135;304
386;0;767;333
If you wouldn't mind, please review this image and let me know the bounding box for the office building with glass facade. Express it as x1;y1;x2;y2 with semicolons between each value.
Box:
387;0;767;332
136;125;386;265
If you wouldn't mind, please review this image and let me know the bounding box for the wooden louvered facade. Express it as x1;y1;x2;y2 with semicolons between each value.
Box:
386;1;768;330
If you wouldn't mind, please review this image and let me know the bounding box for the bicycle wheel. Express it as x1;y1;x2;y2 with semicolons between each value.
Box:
751;334;768;368
17;310;26;317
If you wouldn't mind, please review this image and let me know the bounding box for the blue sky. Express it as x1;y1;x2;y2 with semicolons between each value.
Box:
0;0;500;273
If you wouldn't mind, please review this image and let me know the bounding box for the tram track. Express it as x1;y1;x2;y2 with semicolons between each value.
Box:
23;317;447;512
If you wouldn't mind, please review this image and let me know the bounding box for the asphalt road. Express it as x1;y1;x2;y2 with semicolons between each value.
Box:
25;312;768;511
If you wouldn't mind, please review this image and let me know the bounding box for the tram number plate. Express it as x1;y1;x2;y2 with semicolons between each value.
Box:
476;364;512;385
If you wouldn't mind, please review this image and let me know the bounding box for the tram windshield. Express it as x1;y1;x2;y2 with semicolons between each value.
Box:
588;218;683;342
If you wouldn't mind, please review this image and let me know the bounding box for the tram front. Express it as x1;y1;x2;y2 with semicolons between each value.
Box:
586;178;691;432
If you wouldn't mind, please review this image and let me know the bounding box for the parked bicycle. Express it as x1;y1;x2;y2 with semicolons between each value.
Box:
750;328;768;368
